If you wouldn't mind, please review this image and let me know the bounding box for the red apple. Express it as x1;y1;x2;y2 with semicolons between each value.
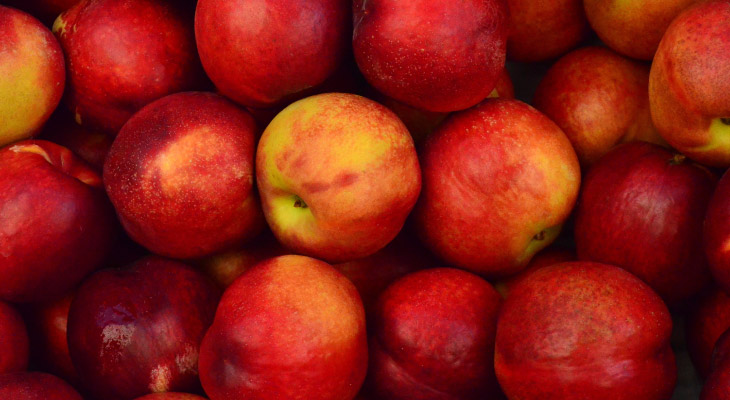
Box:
0;140;116;303
0;372;82;400
53;0;204;134
0;301;29;373
413;98;580;277
104;92;264;259
368;268;502;399
199;255;368;400
67;257;220;400
133;394;207;400
495;262;676;399
353;0;508;112
40;110;113;171
574;142;715;305
703;169;730;293
0;6;65;147
649;0;730;167
687;287;730;378
495;246;576;298
701;328;730;399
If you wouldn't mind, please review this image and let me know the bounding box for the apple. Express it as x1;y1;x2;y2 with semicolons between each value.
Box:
687;287;730;378
67;256;220;400
353;0;508;112
648;0;730;167
104;92;264;259
256;93;421;263
495;246;576;298
0;140;116;303
0;372;82;400
506;0;589;62
40;110;113;171
133;394;207;400
701;328;730;399
533;47;664;167
0;301;29;373
367;268;502;399
703;169;730;293
413;98;580;277
574;142;715;305
198;255;368;400
53;0;204;134
0;6;65;148
584;0;701;60
495;261;676;399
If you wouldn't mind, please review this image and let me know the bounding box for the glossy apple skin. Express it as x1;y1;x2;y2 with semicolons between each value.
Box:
0;301;29;373
195;0;348;108
495;262;676;399
353;0;508;112
133;394;207;400
506;0;588;62
584;0;700;60
199;255;368;400
649;0;730;167
0;140;116;303
574;142;715;305
104;92;264;259
703;169;730;292
533;47;664;167
414;99;580;277
41;110;113;171
687;288;730;378
67;257;220;400
0;372;83;400
0;6;65;147
53;0;203;134
701;329;730;399
495;247;576;298
256;93;421;263
368;268;502;399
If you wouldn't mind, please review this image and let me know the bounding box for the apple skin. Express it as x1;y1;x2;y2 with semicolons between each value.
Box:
198;255;368;400
0;301;29;373
495;262;676;400
133;394;207;400
67;256;220;400
0;140;116;303
584;0;701;60
53;0;204;134
40;110;113;171
687;287;730;378
353;0;508;113
413;98;580;277
648;0;730;167
533;47;664;167
701;329;730;399
256;93;421;263
0;372;83;400
367;268;502;399
495;247;576;298
703;169;730;293
574;142;715;305
0;6;65;147
104;92;264;259
506;0;589;62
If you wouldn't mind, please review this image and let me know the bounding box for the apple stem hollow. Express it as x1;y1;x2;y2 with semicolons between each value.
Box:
533;231;546;241
293;196;307;209
669;154;687;165
721;118;730;125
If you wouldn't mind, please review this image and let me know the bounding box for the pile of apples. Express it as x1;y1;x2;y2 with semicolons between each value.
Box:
2;0;730;399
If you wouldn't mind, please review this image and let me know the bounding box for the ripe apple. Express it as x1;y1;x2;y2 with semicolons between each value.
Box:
413;98;580;277
198;255;368;400
649;0;730;167
53;0;204;134
133;394;206;400
703;169;730;293
368;268;502;399
104;92;264;259
0;6;65;147
353;0;508;112
533;47;664;167
574;142;715;305
0;301;29;373
0;372;82;400
495;262;676;399
495;246;576;298
256;93;421;263
67;257;220;400
701;328;730;399
0;140;116;303
687;287;730;378
40;110;112;171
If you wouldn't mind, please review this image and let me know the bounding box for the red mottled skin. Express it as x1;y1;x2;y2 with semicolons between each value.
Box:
506;0;589;62
704;169;730;292
0;301;29;373
0;140;115;303
702;329;730;399
687;288;730;378
495;247;576;298
67;257;220;400
53;0;204;134
534;47;664;167
495;262;677;400
414;99;580;277
199;255;368;400
104;92;264;259
649;0;730;167
368;268;502;399
133;394;207;400
574;142;715;305
41;110;113;171
353;0;508;112
0;372;83;400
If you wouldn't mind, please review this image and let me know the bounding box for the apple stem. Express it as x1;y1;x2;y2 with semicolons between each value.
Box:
669;154;686;165
293;196;308;209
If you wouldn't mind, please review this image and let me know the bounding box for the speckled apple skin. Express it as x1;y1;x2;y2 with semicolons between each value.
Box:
0;372;83;400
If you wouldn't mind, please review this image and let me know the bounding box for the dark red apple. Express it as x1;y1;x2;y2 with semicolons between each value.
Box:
0;301;29;373
687;287;730;378
368;268;502;399
0;140;116;303
67;256;220;400
40;110;113;171
495;246;576;298
0;372;82;400
704;169;730;293
702;328;730;399
133;394;207;400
